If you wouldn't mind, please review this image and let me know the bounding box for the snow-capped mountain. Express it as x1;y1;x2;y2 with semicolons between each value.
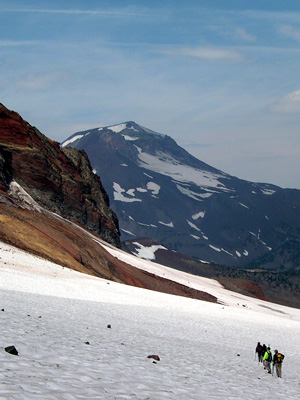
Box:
62;122;300;268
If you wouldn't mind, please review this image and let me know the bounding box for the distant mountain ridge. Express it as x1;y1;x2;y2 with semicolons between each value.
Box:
62;121;300;269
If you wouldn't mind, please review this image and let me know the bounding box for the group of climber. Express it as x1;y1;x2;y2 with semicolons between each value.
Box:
255;342;285;378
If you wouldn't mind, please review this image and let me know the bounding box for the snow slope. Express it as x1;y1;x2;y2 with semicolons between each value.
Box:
1;241;300;400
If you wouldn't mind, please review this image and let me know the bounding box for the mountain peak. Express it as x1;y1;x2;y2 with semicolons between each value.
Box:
61;121;166;149
98;121;166;138
62;120;300;269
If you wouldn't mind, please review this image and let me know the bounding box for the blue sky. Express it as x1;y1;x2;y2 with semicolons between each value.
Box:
1;1;300;188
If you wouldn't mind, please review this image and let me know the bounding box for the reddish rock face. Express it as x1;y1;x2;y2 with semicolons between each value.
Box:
0;103;120;247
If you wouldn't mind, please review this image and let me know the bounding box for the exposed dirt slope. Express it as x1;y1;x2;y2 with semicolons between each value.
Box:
0;190;217;303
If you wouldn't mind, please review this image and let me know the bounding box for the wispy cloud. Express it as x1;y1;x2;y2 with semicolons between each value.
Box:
17;71;65;90
270;90;300;114
0;40;40;47
2;8;150;18
208;25;256;43
156;46;242;61
278;25;300;41
240;9;300;23
234;27;256;43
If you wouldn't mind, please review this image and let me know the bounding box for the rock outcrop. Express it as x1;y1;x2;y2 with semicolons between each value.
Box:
0;103;120;247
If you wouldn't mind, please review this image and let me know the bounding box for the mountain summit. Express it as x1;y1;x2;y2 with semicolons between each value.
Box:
62;122;300;268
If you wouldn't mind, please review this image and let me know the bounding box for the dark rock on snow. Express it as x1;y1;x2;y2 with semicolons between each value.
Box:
5;345;19;356
147;354;160;361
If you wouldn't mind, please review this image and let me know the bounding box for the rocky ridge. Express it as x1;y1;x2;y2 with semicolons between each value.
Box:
0;103;120;247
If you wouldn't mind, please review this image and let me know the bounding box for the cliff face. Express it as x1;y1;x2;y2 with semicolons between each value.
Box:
0;103;120;247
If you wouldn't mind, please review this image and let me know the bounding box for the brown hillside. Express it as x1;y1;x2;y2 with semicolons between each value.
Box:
0;190;217;303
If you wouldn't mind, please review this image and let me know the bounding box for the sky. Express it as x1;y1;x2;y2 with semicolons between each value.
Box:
1;0;300;189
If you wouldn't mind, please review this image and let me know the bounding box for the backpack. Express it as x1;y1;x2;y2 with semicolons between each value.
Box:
277;353;284;363
267;351;272;362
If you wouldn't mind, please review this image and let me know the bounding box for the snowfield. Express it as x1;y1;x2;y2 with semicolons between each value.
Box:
1;241;300;400
136;148;231;192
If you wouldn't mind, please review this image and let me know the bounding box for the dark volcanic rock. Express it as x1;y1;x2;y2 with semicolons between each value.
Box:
147;355;160;361
0;103;120;247
4;345;19;356
0;148;12;191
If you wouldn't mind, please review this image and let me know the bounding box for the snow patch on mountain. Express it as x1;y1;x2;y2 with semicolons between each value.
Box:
136;148;232;191
159;221;174;228
176;184;212;201
187;220;201;232
105;123;127;133
126;189;135;196
61;134;84;147
192;211;206;219
143;172;153;179
8;181;43;212
122;134;138;141
261;188;276;195
209;244;222;252
239;202;249;209
131;242;167;260
120;228;135;236
250;231;272;251
129;125;139;132
147;182;160;196
113;181;161;201
221;248;234;257
137;221;157;228
176;185;203;201
113;182;142;203
136;187;147;193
